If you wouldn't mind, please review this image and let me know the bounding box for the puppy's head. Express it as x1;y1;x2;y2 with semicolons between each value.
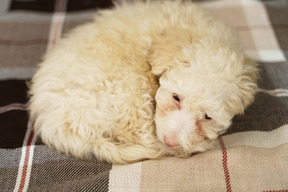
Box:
149;40;258;154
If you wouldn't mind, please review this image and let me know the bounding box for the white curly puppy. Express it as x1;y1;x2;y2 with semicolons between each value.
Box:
29;1;258;164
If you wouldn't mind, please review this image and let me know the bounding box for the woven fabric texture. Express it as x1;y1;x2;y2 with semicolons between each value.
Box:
0;0;287;191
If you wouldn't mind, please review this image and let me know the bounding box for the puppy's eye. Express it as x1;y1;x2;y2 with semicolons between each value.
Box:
204;114;212;120
173;94;180;102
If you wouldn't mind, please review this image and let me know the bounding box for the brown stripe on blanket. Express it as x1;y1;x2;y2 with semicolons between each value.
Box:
0;21;50;68
223;144;288;191
140;151;227;191
0;157;112;191
139;144;288;191
0;19;51;43
265;0;288;60
0;165;23;191
258;62;288;90
28;159;112;191
0;43;46;68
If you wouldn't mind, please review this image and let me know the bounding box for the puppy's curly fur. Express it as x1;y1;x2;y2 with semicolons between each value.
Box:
29;1;258;164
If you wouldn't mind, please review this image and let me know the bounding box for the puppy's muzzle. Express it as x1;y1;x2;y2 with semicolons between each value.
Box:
164;135;179;147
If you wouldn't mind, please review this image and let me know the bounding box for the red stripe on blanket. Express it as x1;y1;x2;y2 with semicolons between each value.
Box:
18;130;34;192
218;136;232;192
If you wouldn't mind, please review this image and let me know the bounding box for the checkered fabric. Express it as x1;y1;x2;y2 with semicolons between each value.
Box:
0;0;287;191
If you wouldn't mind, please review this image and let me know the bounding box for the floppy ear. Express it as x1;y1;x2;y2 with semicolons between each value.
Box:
148;43;175;76
243;57;259;85
239;57;259;110
226;57;259;115
148;28;193;76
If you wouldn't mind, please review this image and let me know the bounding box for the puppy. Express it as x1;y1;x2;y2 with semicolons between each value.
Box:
28;1;258;164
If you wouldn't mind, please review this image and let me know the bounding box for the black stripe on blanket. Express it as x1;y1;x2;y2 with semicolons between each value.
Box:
9;0;114;12
0;80;29;106
0;110;28;149
0;80;29;148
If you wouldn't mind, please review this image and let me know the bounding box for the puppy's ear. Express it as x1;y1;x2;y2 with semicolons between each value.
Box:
227;57;259;115
243;57;259;86
148;44;177;76
239;57;259;110
148;28;193;76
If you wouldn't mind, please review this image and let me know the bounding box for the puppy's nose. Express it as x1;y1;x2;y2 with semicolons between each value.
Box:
164;136;179;147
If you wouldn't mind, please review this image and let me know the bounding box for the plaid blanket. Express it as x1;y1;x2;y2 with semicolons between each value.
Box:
0;0;287;191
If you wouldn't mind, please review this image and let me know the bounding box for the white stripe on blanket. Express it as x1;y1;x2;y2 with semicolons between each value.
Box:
0;103;27;114
13;120;37;192
215;124;288;149
109;162;142;192
257;88;288;97
46;0;67;52
245;50;286;62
